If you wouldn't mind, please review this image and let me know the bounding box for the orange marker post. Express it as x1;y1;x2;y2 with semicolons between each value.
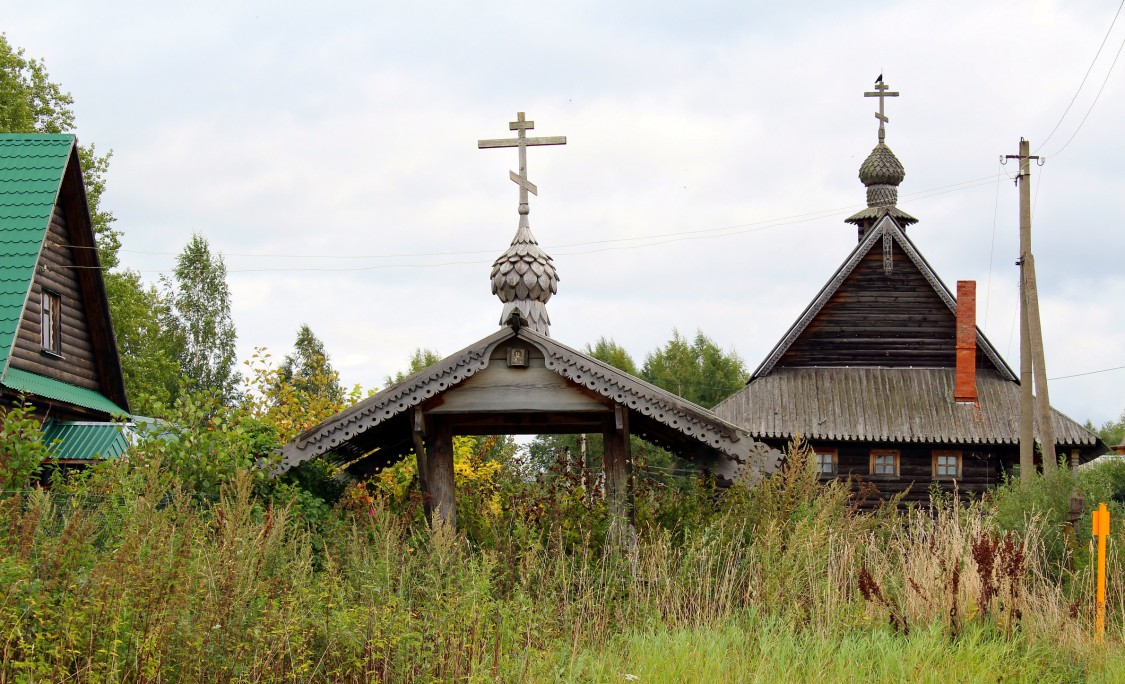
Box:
1093;503;1110;641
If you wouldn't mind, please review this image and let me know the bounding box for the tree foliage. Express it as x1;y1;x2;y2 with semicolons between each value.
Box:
584;336;638;375
0;33;119;267
1090;409;1125;450
384;347;442;386
278;324;343;404
161;233;239;403
104;269;182;413
0;399;49;490
641;328;746;408
0;34;74;134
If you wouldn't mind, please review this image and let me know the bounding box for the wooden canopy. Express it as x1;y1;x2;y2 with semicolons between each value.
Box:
278;315;784;525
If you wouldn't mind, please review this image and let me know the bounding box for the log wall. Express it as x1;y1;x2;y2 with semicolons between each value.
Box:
9;204;101;391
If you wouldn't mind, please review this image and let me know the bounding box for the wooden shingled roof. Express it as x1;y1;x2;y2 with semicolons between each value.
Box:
279;323;784;486
715;367;1097;446
714;214;1100;450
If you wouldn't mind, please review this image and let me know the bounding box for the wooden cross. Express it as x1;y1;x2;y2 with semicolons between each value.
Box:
864;79;899;143
478;112;566;210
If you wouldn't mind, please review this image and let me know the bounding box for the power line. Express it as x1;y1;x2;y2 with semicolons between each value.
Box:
1037;0;1125;151
1049;364;1125;381
1045;23;1125;158
984;159;1004;324
61;171;1006;274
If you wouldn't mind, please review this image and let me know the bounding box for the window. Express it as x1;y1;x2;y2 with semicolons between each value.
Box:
933;451;962;479
869;450;899;476
40;289;61;355
815;448;838;476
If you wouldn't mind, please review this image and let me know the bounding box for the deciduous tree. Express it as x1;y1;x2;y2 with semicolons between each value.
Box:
161;233;239;403
278;324;343;404
0;33;119;266
641;329;746;408
103;269;181;413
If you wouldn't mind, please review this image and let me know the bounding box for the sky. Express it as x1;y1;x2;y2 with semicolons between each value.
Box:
6;0;1125;427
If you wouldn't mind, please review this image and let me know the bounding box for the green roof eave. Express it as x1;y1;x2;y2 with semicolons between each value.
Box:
40;420;129;460
1;367;128;417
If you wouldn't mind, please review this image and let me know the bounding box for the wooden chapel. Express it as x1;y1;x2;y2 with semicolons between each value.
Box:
276;112;783;527
712;80;1102;506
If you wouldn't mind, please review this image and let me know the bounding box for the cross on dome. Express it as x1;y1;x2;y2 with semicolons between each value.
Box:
864;78;899;143
478;112;566;216
479;112;567;336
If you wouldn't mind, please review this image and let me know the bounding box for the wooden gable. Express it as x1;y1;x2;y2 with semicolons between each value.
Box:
754;216;1013;380
0;136;128;418
425;340;615;430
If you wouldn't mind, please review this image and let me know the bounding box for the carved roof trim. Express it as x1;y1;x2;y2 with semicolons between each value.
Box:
277;327;512;474
518;328;783;484
752;216;1016;381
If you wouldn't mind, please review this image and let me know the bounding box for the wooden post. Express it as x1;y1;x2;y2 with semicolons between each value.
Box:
412;408;433;523
1007;139;1042;479
426;419;456;529
603;406;633;541
1022;251;1057;470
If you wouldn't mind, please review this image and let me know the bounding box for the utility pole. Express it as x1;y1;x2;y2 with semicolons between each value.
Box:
1005;138;1056;478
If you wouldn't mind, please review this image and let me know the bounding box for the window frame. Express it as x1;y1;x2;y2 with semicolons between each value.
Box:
814;448;838;477
40;288;62;357
869;449;900;477
932;450;962;479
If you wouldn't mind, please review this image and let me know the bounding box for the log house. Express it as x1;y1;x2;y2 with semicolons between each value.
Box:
0;134;130;466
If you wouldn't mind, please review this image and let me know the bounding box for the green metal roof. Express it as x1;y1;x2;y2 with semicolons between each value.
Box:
2;366;127;416
0;134;74;371
40;420;128;460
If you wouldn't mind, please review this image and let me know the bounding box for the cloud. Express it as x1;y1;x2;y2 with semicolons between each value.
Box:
7;0;1124;424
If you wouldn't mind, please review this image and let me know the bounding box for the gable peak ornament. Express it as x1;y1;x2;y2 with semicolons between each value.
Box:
479;112;567;336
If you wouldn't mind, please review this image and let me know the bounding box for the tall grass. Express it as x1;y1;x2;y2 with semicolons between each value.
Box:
1;448;1122;682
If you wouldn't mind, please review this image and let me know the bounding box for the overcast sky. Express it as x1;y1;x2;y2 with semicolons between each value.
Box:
7;0;1125;426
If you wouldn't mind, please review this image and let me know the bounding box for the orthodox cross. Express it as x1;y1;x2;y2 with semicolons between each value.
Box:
864;78;899;143
478;112;566;213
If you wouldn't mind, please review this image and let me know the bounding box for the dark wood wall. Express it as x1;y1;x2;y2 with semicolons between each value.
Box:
9;204;102;391
765;438;1013;508
778;241;990;369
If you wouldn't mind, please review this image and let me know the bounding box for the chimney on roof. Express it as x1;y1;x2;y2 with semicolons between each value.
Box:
955;280;978;403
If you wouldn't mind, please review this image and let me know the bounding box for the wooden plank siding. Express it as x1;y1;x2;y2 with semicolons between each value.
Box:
777;242;990;369
9;205;101;391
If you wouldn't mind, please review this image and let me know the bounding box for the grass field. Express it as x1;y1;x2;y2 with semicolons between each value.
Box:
2;439;1123;682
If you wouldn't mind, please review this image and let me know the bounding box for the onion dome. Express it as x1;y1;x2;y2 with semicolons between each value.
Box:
845;141;918;237
490;206;558;335
859;143;905;186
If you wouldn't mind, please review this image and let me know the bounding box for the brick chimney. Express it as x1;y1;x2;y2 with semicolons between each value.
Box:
955;280;978;403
